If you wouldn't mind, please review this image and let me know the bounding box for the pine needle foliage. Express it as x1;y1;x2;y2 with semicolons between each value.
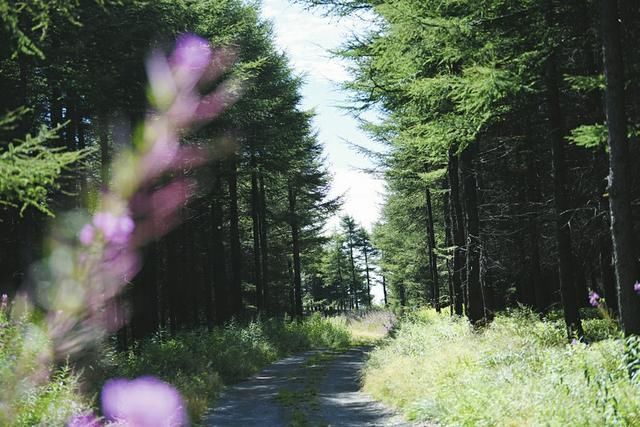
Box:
0;109;91;216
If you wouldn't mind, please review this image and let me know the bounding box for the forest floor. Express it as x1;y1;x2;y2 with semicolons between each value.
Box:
205;346;422;427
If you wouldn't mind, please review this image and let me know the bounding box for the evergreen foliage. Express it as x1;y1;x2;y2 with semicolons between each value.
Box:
303;0;640;337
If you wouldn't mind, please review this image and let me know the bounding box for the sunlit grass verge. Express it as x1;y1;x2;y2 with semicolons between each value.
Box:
363;308;640;426
96;313;351;424
329;308;396;344
0;312;91;426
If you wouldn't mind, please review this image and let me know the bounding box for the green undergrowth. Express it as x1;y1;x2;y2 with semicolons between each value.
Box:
96;313;351;424
0;311;91;426
363;308;640;426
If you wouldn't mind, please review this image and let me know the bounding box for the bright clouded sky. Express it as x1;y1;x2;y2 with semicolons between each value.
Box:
260;0;385;233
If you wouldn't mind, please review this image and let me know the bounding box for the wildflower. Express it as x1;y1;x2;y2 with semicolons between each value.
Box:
0;293;7;312
92;212;135;245
170;34;212;90
634;281;640;295
588;290;600;307
79;224;95;246
101;376;188;427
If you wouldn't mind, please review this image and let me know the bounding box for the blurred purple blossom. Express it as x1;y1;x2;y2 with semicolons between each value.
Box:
588;291;600;307
79;224;95;246
66;413;101;427
93;212;135;245
141;130;180;181
634;281;640;295
101;376;188;427
131;179;194;241
50;34;238;427
170;34;212;90
194;80;238;122
100;245;141;284
1;294;7;311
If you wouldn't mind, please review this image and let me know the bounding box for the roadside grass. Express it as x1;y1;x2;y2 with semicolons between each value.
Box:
363;308;640;426
2;309;393;425
329;309;396;345
95;313;352;424
0;311;91;426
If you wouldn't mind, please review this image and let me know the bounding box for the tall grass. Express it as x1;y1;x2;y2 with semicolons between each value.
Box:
328;309;396;343
363;309;640;426
0;311;91;426
1;310;351;425
96;313;352;424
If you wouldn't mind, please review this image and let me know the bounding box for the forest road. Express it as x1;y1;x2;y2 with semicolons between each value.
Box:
205;346;426;427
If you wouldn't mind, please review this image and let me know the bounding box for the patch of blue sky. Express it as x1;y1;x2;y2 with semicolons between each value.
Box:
260;0;385;233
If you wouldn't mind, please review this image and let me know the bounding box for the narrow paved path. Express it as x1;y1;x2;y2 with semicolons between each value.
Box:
205;347;414;426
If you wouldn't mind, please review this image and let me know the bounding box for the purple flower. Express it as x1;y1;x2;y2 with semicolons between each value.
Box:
588;290;601;307
147;51;178;110
101;376;188;427
66;413;102;427
634;281;640;295
79;224;95;246
0;294;7;311
170;33;212;90
92;212;135;245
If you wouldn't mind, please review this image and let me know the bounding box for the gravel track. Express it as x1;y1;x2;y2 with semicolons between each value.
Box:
205;347;418;427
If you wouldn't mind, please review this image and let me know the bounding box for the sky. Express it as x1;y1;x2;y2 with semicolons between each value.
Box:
260;0;385;233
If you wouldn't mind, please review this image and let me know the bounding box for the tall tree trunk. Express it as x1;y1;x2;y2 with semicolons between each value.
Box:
382;275;388;307
211;170;229;325
227;155;243;318
17;53;29;136
98;114;110;186
131;241;158;340
185;214;199;327
598;174;618;315
443;195;454;315
601;0;640;334
51;85;63;129
425;188;440;312
201;211;213;328
448;149;465;316
363;246;372;306
347;237;359;310
259;172;270;313
398;282;406;308
336;249;348;309
545;37;584;338
288;183;303;319
65;94;77;151
525;151;545;312
460;145;485;324
167;231;179;333
250;156;263;312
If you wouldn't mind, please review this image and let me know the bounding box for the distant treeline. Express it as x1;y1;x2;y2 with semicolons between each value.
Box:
302;0;640;338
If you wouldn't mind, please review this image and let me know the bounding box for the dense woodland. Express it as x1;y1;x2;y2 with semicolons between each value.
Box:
0;0;355;345
3;0;640;345
299;0;640;339
4;0;640;425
